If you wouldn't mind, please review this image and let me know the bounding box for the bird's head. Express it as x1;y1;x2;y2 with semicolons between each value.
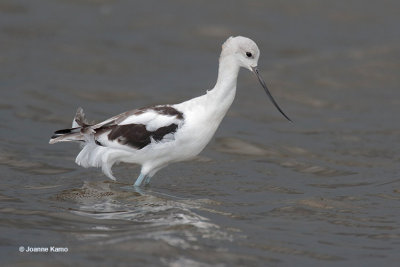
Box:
221;36;291;122
221;36;260;71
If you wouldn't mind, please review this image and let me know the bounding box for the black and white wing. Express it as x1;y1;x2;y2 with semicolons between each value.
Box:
91;105;184;150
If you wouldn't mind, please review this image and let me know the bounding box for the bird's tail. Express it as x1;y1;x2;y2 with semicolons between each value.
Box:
49;107;92;144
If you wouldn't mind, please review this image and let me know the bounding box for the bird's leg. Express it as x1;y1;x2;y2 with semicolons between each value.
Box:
134;173;147;187
144;175;153;185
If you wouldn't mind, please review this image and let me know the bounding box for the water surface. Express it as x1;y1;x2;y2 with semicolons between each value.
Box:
1;0;400;266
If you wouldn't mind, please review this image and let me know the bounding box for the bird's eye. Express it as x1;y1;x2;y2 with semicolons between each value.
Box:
246;52;252;58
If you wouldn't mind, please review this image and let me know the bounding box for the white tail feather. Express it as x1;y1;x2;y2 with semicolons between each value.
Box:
75;139;119;181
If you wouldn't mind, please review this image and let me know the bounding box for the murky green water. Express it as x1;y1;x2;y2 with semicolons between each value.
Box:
1;0;400;266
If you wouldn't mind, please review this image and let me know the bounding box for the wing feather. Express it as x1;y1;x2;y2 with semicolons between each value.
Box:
92;105;184;150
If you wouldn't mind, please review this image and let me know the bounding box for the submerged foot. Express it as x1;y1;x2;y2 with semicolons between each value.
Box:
120;184;146;195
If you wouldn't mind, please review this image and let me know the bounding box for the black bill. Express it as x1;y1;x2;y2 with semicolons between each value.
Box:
251;66;292;122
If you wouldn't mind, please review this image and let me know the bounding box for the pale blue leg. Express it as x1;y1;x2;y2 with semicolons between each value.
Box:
144;175;152;185
134;173;147;187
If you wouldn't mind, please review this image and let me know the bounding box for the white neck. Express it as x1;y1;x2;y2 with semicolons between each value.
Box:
206;55;240;119
176;54;240;128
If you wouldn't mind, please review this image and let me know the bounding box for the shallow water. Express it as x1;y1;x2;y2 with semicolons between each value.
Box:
1;0;400;266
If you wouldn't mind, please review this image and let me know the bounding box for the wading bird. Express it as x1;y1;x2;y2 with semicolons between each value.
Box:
50;36;291;187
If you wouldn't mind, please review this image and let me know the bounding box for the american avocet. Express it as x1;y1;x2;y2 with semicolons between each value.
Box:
49;36;291;187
